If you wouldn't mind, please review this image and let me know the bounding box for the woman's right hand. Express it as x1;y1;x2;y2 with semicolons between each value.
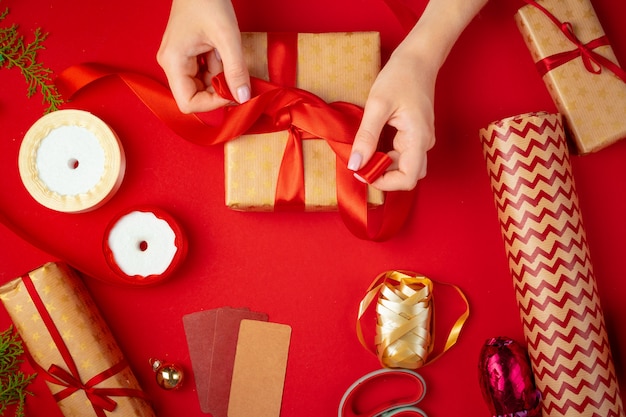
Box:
157;0;251;113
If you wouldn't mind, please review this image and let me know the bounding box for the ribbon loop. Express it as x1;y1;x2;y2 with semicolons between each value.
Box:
560;22;577;45
48;364;79;391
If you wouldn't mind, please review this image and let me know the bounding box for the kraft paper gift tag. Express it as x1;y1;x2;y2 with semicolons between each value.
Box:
228;320;292;417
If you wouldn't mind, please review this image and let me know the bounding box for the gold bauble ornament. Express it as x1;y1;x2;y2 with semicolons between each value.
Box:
149;358;184;390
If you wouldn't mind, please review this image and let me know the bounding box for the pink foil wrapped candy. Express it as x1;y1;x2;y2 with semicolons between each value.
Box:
478;337;541;417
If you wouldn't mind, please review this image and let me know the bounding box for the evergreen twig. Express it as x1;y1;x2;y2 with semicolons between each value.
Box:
0;5;63;113
0;326;36;417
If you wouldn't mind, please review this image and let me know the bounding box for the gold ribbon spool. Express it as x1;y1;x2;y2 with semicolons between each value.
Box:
357;270;470;369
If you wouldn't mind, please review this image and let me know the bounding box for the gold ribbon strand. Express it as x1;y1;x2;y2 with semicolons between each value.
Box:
357;271;470;369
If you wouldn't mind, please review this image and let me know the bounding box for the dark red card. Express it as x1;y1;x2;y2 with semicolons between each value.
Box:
182;307;268;415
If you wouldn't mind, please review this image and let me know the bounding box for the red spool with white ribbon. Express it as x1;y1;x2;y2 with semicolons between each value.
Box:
103;206;186;285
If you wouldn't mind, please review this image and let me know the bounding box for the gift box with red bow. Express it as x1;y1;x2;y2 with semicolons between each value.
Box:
0;262;154;417
516;0;626;154
224;32;385;211
55;32;412;241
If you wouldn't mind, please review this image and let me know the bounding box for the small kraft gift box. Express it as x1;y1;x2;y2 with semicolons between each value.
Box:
224;32;385;211
516;0;626;154
0;262;155;417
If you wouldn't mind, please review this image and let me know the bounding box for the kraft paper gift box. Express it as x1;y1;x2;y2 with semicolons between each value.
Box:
225;32;384;211
516;0;626;154
0;262;155;417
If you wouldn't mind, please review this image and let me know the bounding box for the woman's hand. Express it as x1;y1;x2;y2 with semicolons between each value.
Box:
157;0;250;113
348;0;488;191
349;45;437;191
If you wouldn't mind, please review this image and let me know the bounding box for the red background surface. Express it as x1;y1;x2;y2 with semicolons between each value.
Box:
1;0;625;416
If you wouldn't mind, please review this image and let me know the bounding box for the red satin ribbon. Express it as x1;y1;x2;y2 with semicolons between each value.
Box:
210;72;413;238
21;274;148;416
57;52;414;239
267;32;298;87
267;32;304;210
525;0;626;82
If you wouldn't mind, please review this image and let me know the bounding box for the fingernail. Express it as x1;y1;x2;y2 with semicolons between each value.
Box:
215;49;222;62
353;173;367;183
237;85;251;103
347;152;362;171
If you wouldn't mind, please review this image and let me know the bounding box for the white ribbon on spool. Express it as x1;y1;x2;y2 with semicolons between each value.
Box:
103;207;186;284
18;109;125;212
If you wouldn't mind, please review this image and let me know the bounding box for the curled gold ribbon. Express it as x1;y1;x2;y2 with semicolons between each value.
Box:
357;270;470;369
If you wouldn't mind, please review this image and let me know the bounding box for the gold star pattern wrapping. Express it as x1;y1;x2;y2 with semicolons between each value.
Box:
0;262;155;417
224;32;384;211
516;0;626;154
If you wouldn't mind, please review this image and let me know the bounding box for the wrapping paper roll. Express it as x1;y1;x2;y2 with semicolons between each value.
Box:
479;112;624;417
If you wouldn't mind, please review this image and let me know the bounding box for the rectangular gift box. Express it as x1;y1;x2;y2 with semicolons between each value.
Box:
0;262;155;417
515;0;626;154
225;32;384;211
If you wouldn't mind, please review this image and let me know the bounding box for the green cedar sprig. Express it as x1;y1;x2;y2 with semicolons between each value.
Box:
0;326;36;417
0;6;63;113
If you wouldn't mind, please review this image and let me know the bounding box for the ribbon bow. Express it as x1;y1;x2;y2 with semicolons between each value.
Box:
525;0;626;81
21;273;148;417
57;62;415;240
48;361;141;413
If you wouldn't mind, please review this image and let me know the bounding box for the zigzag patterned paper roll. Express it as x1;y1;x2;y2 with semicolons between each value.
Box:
479;112;624;417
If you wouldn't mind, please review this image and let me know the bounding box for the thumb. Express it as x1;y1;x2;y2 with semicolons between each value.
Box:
218;45;251;104
348;101;388;171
